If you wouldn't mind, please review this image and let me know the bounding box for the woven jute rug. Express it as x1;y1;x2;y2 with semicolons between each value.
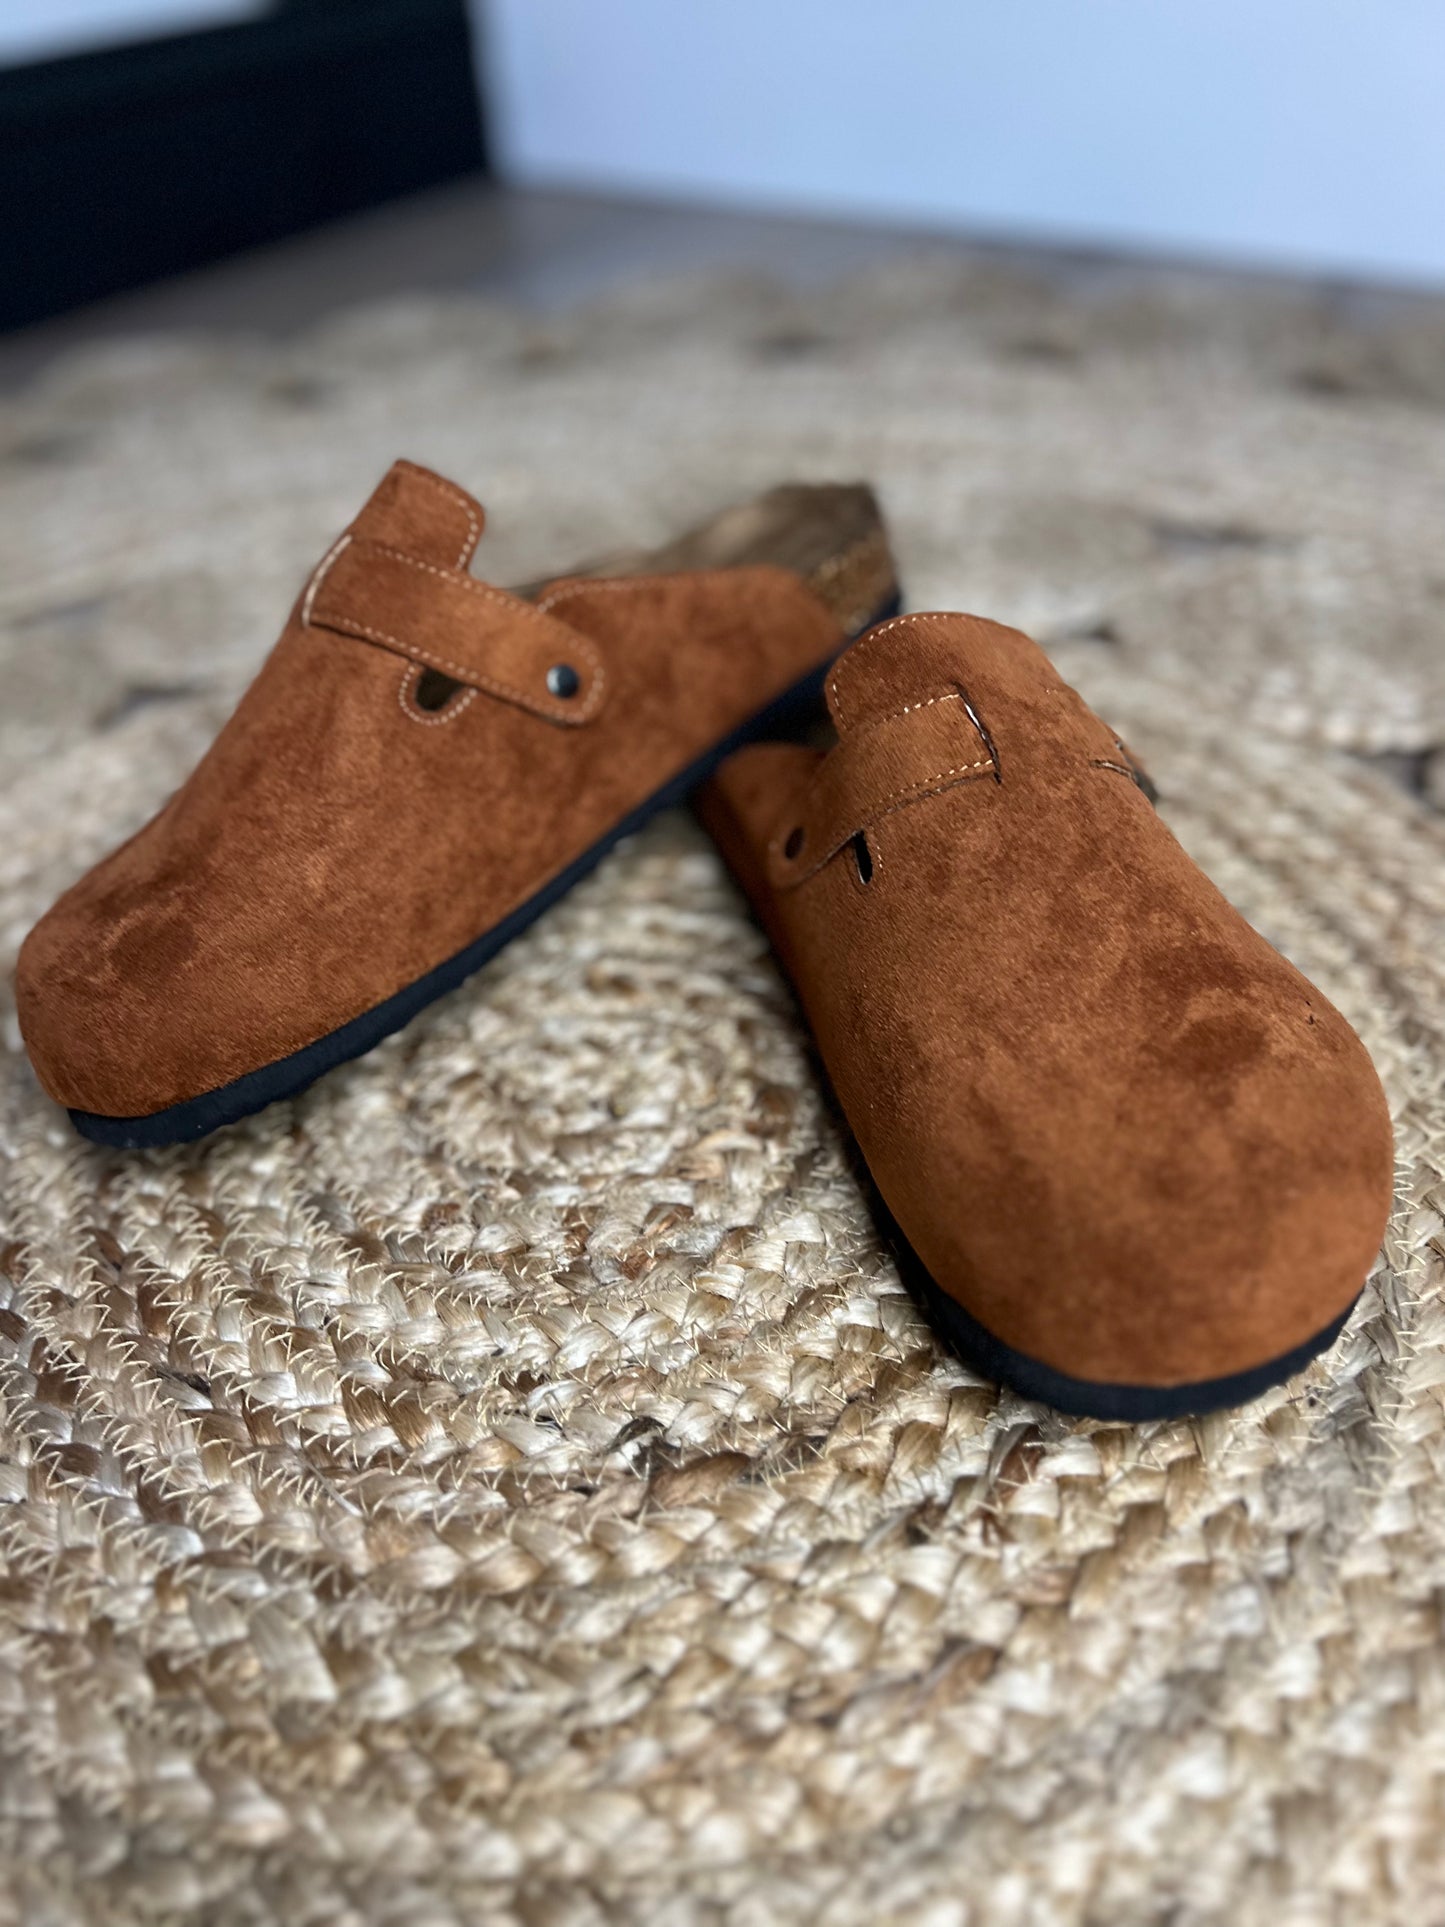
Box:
1;255;1443;1927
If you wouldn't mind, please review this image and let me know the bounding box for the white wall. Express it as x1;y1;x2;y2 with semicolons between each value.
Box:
0;0;265;66
478;0;1445;285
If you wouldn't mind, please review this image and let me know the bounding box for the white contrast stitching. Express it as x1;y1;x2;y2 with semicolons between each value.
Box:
771;757;993;885
300;532;352;627
767;683;989;885
852;756;994;817
358;543;607;707
842;689;969;742
893;691;960;719
397;662;478;728
365;542;591;639
311;542;606;721
537;577;644;611
828;610;963;725
396;462;481;568
320;613;599;724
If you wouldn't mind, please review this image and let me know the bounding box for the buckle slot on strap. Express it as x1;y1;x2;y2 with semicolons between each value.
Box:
303;536;607;727
768;689;995;888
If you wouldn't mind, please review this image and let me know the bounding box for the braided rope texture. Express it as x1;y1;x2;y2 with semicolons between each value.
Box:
0;257;1442;1926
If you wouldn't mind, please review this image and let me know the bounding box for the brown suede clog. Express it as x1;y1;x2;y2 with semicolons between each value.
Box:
697;612;1395;1419
17;461;897;1147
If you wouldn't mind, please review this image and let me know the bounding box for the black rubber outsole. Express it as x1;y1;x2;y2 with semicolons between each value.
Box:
70;596;900;1150
874;1186;1360;1421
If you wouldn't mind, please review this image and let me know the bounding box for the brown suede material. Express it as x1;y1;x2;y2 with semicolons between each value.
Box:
305;538;609;725
347;458;484;568
697;613;1395;1390
765;686;996;887
17;463;849;1120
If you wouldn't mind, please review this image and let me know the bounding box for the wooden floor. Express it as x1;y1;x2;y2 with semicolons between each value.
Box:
2;175;1437;392
0;179;930;390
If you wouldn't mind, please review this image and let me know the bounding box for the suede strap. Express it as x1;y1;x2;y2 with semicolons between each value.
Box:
767;686;996;887
303;535;607;727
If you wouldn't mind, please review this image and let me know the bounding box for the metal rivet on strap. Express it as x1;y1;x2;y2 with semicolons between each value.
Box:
546;663;581;699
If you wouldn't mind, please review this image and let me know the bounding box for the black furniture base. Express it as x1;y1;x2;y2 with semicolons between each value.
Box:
1;0;487;332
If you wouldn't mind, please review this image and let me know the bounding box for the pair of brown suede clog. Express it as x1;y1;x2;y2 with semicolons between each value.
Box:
15;462;1394;1422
